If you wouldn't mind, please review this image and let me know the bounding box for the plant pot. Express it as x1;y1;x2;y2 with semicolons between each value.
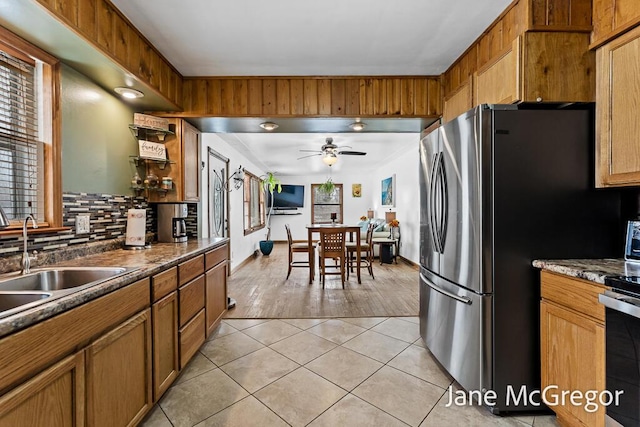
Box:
259;240;274;256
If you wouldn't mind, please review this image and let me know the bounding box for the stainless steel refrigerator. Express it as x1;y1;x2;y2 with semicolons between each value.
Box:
419;104;621;414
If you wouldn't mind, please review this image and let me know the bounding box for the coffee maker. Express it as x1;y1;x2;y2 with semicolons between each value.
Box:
157;203;188;243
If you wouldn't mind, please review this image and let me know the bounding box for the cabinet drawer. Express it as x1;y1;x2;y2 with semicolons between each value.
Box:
179;275;205;327
179;255;204;286
205;244;227;270
540;271;607;323
151;266;178;302
179;309;205;369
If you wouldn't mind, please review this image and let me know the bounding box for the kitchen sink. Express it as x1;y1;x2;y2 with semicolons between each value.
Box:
0;267;131;292
0;292;52;318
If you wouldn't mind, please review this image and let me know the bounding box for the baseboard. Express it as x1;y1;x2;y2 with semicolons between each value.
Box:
231;251;258;273
398;256;419;270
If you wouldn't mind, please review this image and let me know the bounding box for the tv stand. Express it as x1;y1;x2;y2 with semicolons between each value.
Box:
272;210;302;215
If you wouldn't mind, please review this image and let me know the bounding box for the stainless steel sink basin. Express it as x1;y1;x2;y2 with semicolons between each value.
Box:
0;267;131;292
0;292;51;318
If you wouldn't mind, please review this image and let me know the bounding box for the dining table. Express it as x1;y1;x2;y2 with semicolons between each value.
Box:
306;224;362;285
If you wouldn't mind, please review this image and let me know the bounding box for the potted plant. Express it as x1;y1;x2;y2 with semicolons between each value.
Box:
259;172;282;256
318;177;335;194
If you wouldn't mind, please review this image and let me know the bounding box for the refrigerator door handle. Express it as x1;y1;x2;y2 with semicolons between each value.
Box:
420;273;472;305
429;153;441;252
437;154;448;252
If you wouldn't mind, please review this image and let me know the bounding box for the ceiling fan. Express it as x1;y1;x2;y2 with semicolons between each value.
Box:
297;137;367;165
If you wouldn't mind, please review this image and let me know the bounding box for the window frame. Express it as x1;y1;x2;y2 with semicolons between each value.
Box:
243;170;265;235
311;183;343;224
0;25;61;233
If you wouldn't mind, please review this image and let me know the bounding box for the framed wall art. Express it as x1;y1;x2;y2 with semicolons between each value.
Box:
381;175;395;207
352;183;362;197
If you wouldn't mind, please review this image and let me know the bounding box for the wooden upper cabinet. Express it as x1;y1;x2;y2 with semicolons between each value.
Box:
442;81;472;123
178;77;442;118
472;31;594;110
596;25;640;187
147;119;201;203
592;0;640;47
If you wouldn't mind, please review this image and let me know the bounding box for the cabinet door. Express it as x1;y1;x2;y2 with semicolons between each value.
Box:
0;352;85;427
596;25;640;186
540;300;605;427
152;291;179;401
182;121;200;202
474;37;521;105
86;309;152;427
206;262;227;337
442;81;471;123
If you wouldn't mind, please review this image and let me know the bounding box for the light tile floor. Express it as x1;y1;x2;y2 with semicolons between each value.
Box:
140;317;559;427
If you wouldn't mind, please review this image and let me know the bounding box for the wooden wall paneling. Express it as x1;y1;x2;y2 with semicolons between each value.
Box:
501;5;518;47
570;0;593;28
37;0;55;10
303;79;318;115
488;20;504;60
477;32;492;69
521;32;594;102
127;28;141;76
344;79;360;115
531;0;548;26
221;79;235;115
112;12;128;66
387;79;402;115
614;0;640;29
289;79;304;115
548;0;571;26
401;79;415;115
96;0;114;53
54;0;77;25
262;79;277;115
247;79;263;115
317;79;331;115
189;79;208;115
77;0;96;39
330;79;345;115
358;79;372;115
139;43;152;84
173;72;183;108
427;78;441;116
158;61;170;96
149;51;163;89
414;79;428;116
233;79;248;115
372;78;387;115
206;79;222;115
276;79;291;115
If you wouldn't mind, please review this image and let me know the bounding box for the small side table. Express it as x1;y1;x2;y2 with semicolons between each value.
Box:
373;238;399;264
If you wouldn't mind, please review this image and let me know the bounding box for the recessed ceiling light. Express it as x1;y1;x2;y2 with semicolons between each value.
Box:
114;87;144;99
349;121;366;131
259;122;279;131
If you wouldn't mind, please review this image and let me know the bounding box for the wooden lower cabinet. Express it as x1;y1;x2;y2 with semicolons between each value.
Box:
0;352;85;427
179;309;205;369
86;309;153;427
152;291;179;401
540;272;606;427
205;261;227;336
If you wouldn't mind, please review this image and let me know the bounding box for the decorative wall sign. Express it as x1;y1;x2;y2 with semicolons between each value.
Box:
138;140;167;160
352;183;362;197
381;175;395;207
134;113;169;131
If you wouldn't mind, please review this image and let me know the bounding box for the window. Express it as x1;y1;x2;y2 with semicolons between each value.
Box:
311;183;343;223
243;170;265;235
0;27;60;229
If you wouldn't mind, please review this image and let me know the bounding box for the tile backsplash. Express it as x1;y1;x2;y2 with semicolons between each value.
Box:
0;192;199;273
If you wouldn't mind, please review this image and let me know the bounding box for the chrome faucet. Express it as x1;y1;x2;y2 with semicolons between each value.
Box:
21;214;38;275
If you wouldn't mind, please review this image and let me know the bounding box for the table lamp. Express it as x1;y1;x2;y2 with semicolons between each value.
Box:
385;211;396;238
367;210;374;219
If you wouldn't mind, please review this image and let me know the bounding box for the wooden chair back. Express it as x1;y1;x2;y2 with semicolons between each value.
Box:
319;228;346;258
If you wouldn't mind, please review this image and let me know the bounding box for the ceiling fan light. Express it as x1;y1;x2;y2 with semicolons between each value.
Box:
259;122;279;131
349;121;366;131
114;87;144;99
322;154;338;166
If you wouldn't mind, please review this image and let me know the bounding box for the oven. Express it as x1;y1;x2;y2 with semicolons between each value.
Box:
600;276;640;427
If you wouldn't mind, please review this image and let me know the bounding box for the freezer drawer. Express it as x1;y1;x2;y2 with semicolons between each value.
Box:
419;268;492;395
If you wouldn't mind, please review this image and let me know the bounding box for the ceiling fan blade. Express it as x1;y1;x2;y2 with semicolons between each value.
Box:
297;153;323;160
299;149;322;153
338;151;367;156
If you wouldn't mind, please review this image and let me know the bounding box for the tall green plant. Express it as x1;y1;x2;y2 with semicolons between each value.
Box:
318;177;335;194
260;172;282;241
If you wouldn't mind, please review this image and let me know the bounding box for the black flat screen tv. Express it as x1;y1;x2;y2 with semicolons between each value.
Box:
268;184;305;209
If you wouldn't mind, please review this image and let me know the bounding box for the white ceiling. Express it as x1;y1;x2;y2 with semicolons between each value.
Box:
110;0;511;175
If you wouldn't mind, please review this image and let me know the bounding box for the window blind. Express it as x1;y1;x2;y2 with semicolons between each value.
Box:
0;49;43;222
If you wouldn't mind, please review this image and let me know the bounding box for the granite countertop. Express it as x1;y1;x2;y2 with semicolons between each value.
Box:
532;258;629;284
0;237;228;338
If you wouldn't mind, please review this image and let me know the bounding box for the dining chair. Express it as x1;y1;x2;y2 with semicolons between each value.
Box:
317;227;347;288
285;224;315;280
346;222;375;279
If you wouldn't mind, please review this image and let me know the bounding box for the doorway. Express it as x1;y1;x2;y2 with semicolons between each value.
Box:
207;148;229;238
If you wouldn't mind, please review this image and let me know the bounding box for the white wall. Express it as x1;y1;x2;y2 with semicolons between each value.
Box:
200;134;266;271
369;146;421;264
